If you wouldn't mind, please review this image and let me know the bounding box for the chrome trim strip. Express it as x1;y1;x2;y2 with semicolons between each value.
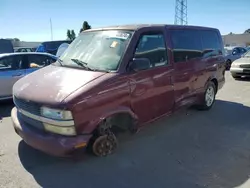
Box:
0;96;12;101
18;108;74;126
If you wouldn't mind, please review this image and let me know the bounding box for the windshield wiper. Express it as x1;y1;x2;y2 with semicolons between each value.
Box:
57;58;63;66
71;59;94;71
52;58;63;66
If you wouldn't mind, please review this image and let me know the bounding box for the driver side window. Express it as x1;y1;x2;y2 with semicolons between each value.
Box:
134;33;168;68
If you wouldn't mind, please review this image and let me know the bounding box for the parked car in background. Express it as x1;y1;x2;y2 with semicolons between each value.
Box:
31;47;37;52
14;47;34;53
11;24;225;157
0;39;14;54
224;46;247;70
36;40;71;55
230;50;250;79
0;52;57;100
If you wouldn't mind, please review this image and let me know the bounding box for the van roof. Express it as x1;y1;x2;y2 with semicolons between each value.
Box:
84;24;218;32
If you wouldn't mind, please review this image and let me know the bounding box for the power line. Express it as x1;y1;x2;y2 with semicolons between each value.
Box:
50;18;53;41
174;0;188;25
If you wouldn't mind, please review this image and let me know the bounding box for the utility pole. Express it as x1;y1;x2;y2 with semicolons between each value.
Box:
50;18;53;41
174;0;188;25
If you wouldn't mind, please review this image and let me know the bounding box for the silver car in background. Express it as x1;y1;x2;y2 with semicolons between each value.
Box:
0;52;57;100
224;46;247;70
230;50;250;79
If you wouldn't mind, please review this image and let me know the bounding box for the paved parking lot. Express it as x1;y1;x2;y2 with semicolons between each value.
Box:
1;72;250;188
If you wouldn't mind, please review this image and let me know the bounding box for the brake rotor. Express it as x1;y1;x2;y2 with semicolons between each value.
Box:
92;133;118;157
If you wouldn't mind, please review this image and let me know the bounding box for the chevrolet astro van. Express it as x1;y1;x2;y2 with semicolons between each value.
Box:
11;24;226;157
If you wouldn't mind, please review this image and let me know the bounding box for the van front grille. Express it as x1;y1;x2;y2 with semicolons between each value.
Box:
240;64;250;68
13;96;41;116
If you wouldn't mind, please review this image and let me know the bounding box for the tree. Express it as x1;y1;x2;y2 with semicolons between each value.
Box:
71;30;76;40
79;21;91;33
67;30;71;40
13;38;20;42
244;29;250;34
66;29;76;41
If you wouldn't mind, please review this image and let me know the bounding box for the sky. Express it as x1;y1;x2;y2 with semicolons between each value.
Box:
0;0;249;42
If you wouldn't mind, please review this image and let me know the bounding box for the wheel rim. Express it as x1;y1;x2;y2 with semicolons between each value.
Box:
92;134;117;157
205;86;215;107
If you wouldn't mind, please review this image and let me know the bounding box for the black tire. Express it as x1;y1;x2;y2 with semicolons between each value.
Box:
197;81;216;111
226;60;231;70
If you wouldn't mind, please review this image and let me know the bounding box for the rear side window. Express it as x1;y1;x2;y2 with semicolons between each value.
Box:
201;30;222;57
0;56;23;71
171;30;202;63
239;47;247;54
134;33;168;68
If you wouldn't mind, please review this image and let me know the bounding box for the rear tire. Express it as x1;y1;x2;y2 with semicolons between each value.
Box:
197;82;216;111
226;60;231;70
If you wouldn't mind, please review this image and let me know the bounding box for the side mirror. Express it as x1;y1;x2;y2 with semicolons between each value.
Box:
129;58;150;72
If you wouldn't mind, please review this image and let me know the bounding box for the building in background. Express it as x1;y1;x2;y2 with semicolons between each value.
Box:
12;41;41;48
222;33;250;47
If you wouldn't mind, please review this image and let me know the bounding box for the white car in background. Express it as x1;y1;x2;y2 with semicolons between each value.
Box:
0;52;57;100
224;46;247;70
230;50;250;79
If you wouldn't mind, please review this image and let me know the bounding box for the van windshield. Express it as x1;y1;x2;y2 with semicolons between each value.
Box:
58;30;133;72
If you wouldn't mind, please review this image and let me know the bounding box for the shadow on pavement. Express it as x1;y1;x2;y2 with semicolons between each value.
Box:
0;100;14;119
235;77;250;82
18;100;250;188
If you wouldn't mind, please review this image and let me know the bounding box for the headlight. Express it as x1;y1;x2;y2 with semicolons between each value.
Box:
41;107;73;120
44;123;76;136
231;63;239;68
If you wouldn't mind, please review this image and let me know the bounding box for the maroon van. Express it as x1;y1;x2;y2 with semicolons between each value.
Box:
11;24;225;157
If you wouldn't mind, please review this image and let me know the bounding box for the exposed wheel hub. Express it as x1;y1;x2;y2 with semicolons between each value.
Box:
92;133;117;157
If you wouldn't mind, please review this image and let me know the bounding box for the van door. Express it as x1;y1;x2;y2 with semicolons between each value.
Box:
170;29;201;109
200;30;225;85
128;28;174;124
0;55;26;98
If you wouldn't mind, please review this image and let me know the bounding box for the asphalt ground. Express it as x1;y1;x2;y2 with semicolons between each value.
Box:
1;72;250;188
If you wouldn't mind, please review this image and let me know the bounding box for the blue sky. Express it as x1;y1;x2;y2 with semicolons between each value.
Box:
0;0;249;41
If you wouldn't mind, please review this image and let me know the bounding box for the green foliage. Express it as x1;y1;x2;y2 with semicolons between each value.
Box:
79;21;91;33
244;29;250;34
66;29;76;41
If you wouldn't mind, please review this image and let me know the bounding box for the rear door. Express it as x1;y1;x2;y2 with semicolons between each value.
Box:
129;27;174;123
200;30;225;84
0;55;26;98
170;29;201;109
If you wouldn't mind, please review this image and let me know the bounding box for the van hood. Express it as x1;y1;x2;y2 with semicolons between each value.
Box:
13;65;106;104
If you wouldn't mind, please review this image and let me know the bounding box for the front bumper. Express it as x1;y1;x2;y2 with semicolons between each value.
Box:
230;67;250;76
11;107;92;157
